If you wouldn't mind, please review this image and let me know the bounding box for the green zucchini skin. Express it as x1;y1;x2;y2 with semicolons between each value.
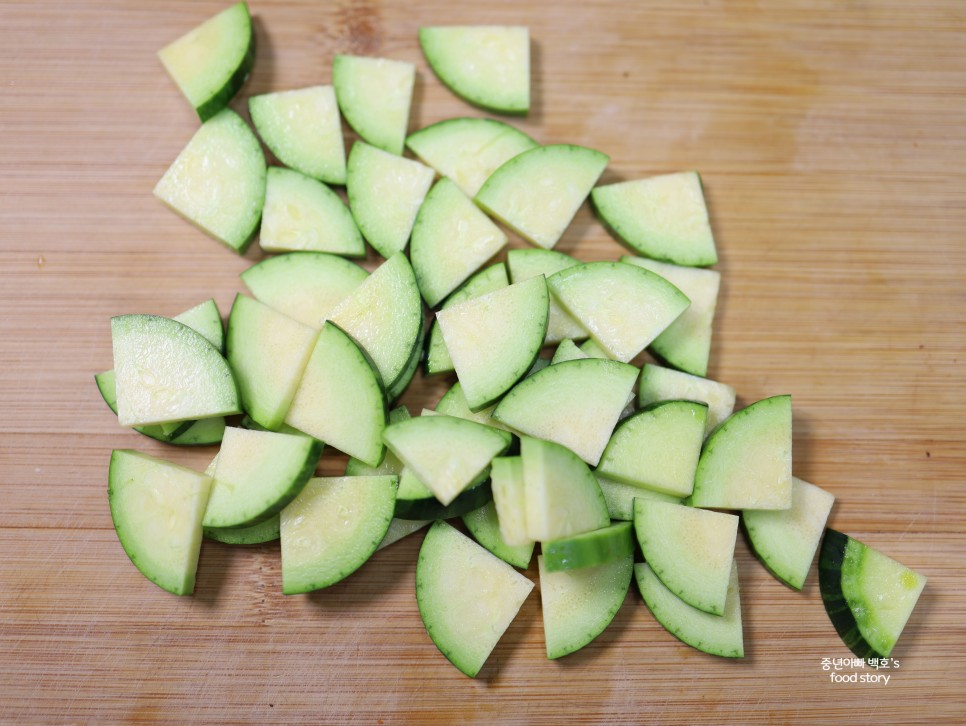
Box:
395;480;493;521
819;528;877;659
204;514;280;545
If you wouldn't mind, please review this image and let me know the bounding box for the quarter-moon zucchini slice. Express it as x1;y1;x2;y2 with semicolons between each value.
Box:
744;476;835;590
249;85;347;185
475;145;608;249
153;109;266;253
634;499;738;616
691;395;793;510
411;178;508;307
595;475;682;521
326;252;423;394
204;515;281;545
419;26;530;114
377;518;432;551
201;426;322;529
493;358;638;467
393;468;492;521
436;276;549;411
383;414;511;506
521;436;610;542
226;294;319;431
638;363;736;437
346;141;434;259
425;263;509;376
172;299;224;352
636;561;744;658
416;521;534;677
819;529;927;658
109;450;213;595
95;300;224;443
506;248;587;344
240;252;368;329
542;522;634;573
539;552;632;659
434;381;512;433
111;314;240;427
596;401;708;497
157;2;254;122
333;55;415;156
462;500;535;570
259;167;364;256
285;322;388;467
547;261;690;363
621;255;721;377
490;456;531;547
592;171;718;267
281;476;397;594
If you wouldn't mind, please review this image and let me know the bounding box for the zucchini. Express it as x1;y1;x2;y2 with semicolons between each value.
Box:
542;522;634;573
595;475;682;521
109;450;212;595
636;561;743;658
153;109;265;253
205;515;281;546
259;167;364;256
744;476;835;590
539;553;632;659
111;314;239;427
596;401;708;497
592;171;718;267
240;252;368;329
226;294;319;431
476;145;608;249
202;427;322;529
394;468;493;521
333;55;415;156
547;261;690;364
377;518;432;551
411;178;508;308
633;499;738;616
638;363;736;437
157;2;254;121
419;26;530;114
249;86;346;185
490;456;530;547
326;252;423;394
425;263;509;377
819;529;927;658
521;436;609;542
416;521;534;678
462;500;535;569
435;276;549;411
506;248;587;344
406;117;537;197
281;476;398;594
346;141;434;259
434;381;510;433
691;395;793;510
621;256;721;377
383;414;511;506
493;358;638;467
171;299;224;352
285;322;388;467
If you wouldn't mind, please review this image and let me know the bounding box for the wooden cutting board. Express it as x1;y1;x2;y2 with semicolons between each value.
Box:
2;0;964;722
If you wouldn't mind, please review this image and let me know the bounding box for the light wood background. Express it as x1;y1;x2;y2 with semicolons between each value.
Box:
1;0;964;722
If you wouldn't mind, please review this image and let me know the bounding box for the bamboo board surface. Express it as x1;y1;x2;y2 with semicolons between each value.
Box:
1;0;965;722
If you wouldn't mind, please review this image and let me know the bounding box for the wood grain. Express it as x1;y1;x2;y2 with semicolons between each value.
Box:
2;0;964;722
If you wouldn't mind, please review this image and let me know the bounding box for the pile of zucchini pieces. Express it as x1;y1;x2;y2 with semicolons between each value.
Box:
101;3;926;678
